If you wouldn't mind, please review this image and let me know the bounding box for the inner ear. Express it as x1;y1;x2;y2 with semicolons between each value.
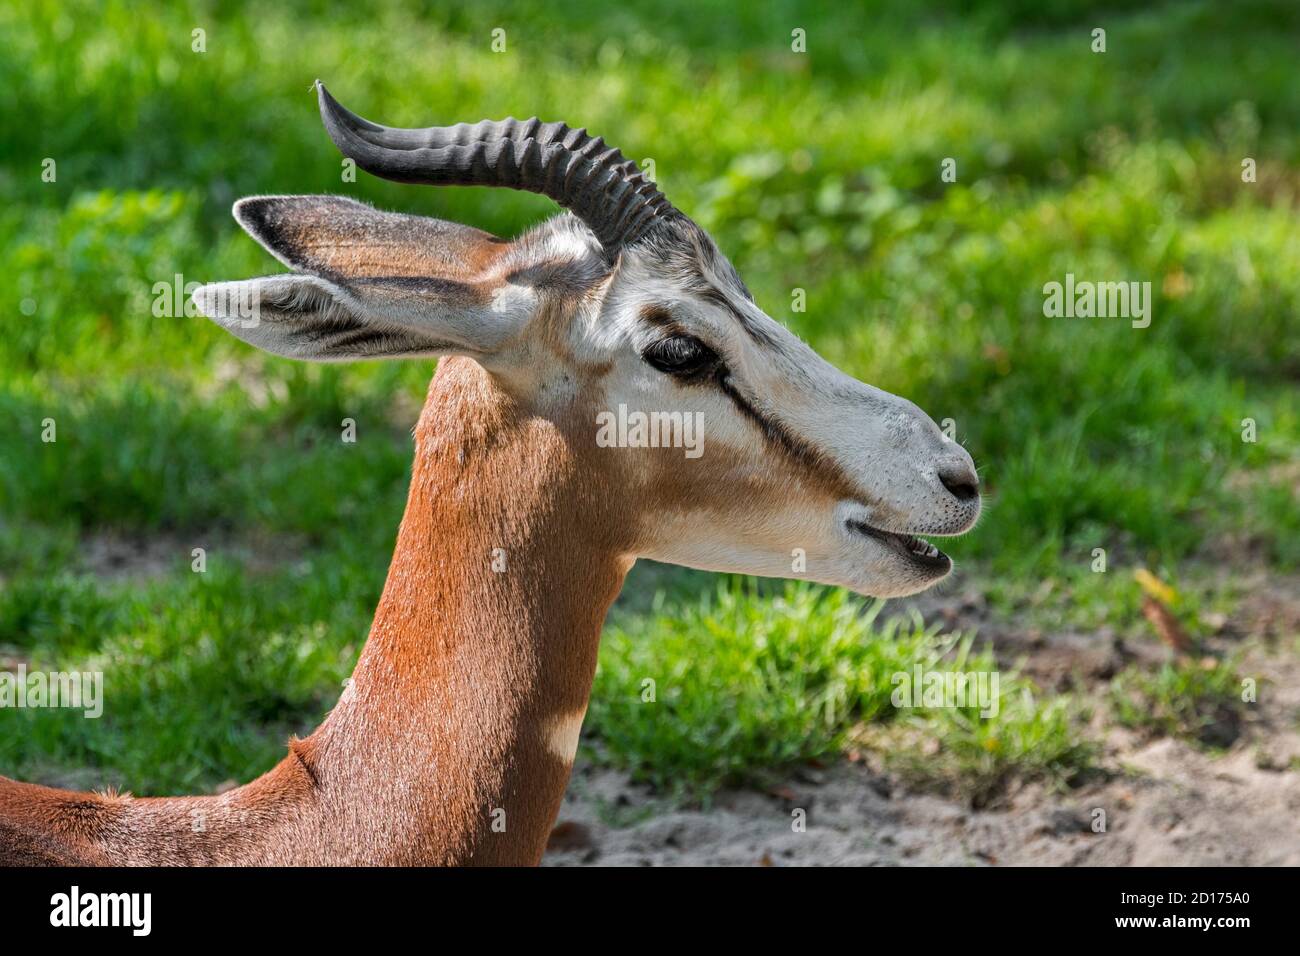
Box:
193;274;453;362
193;273;343;327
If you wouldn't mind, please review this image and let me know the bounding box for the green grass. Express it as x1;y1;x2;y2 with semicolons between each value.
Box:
1;0;1297;798
591;581;1096;800
878;692;1096;807
1110;656;1252;749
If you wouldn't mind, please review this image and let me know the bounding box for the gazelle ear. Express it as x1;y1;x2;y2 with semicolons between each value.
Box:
192;195;532;362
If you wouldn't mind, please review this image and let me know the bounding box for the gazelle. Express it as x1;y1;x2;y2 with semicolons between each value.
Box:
0;83;980;866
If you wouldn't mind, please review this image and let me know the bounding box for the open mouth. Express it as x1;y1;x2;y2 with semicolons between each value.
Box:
844;519;952;572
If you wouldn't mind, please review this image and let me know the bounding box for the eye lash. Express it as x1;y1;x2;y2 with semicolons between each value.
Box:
641;334;721;380
678;353;725;383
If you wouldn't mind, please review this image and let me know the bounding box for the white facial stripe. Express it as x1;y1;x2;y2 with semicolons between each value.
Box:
543;227;596;263
490;283;537;318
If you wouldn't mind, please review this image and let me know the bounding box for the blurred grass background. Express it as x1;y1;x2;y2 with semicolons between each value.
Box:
0;0;1296;797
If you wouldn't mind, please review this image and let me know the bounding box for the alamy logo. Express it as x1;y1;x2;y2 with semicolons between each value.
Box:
891;664;1000;718
50;886;151;936
0;665;102;718
1042;273;1152;328
595;404;704;459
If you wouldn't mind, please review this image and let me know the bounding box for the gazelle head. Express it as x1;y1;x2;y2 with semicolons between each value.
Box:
196;83;980;598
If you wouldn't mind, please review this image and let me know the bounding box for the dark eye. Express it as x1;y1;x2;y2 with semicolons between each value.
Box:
642;335;718;377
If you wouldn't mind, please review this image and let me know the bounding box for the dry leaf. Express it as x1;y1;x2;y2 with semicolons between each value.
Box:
1141;595;1194;656
1134;568;1178;606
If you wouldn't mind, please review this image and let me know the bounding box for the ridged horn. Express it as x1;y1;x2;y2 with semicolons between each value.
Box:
315;81;676;254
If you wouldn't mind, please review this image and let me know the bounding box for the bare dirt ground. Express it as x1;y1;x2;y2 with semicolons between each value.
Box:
545;730;1300;866
546;571;1300;867
78;529;306;580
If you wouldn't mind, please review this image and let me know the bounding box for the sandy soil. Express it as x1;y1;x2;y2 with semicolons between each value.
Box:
546;572;1300;867
544;731;1300;866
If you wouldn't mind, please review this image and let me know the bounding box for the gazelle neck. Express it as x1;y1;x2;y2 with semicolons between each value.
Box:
257;358;630;864
0;358;631;866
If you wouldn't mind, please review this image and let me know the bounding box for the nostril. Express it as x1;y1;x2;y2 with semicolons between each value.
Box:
938;464;980;503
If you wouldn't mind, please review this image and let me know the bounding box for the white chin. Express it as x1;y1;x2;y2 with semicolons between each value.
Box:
844;571;949;599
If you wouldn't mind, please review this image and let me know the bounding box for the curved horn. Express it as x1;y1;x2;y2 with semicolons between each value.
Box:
315;82;676;254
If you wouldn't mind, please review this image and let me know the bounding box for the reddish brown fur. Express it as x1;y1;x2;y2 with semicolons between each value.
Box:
0;356;632;866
